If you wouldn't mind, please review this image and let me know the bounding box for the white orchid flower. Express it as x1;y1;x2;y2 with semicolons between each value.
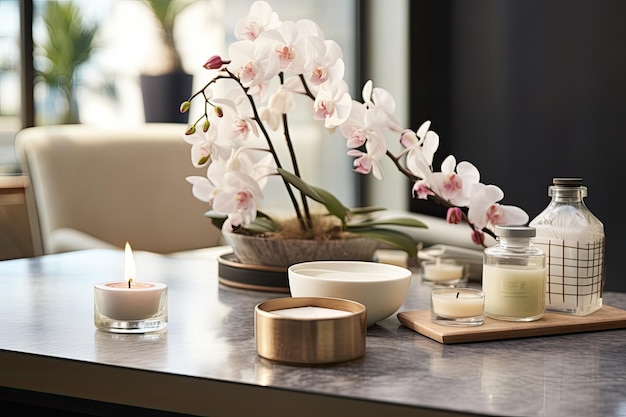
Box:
347;149;384;180
195;156;267;229
212;170;264;228
313;80;352;128
430;155;480;207
363;128;388;166
260;85;296;130
228;148;276;191
227;39;280;88
305;38;344;86
338;101;390;179
401;120;439;173
339;101;368;148
339;101;388;149
213;89;259;142
234;0;280;41
182;128;230;167
468;183;529;230
186;175;216;204
361;80;401;131
258;21;308;74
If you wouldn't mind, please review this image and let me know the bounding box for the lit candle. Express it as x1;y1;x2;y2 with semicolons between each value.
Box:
271;306;352;319
431;288;484;318
94;243;167;322
422;258;465;282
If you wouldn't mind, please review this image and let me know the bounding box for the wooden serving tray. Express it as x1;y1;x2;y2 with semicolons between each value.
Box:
397;305;626;344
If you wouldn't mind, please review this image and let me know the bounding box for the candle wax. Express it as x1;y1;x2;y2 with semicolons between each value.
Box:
431;289;484;318
376;249;409;267
271;306;352;319
423;262;464;281
94;282;167;321
482;264;546;318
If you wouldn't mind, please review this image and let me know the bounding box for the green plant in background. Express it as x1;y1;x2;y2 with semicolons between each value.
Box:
35;1;97;124
141;0;199;74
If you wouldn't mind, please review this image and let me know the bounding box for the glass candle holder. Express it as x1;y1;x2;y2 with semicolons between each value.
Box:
422;258;468;286
94;282;168;333
482;226;546;322
430;288;485;326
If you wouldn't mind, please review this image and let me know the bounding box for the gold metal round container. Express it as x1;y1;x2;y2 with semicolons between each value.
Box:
255;297;366;365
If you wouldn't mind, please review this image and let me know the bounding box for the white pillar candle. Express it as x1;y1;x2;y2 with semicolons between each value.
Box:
431;288;484;318
422;259;465;282
271;306;352;319
482;264;546;320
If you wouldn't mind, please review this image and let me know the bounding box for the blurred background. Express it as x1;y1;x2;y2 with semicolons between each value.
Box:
1;0;625;292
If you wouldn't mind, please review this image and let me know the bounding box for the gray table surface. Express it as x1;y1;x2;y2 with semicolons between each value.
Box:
1;247;626;417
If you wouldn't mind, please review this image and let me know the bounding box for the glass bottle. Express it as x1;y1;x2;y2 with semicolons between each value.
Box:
483;226;546;322
529;178;605;316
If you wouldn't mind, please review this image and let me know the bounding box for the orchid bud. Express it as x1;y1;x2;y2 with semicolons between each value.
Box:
446;207;463;224
202;119;210;132
197;155;209;166
214;106;224;118
471;229;485;245
203;55;224;70
179;101;190;113
185;125;196;135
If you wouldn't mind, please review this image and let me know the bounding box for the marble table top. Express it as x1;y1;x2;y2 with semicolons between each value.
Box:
1;247;626;417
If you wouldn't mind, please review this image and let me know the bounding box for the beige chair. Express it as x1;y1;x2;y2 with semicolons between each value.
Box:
15;123;223;255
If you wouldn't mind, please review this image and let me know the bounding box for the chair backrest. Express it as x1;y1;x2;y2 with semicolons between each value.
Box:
15;123;223;255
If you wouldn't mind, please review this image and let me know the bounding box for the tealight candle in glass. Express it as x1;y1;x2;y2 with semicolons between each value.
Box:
430;288;485;326
422;258;468;286
94;281;168;333
94;243;168;333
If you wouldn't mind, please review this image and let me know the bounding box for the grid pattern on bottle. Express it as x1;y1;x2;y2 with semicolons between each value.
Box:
533;238;604;306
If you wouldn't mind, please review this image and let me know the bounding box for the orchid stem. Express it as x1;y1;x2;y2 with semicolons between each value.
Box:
280;73;312;228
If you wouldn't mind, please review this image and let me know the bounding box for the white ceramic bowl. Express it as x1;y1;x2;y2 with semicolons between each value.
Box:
288;261;412;327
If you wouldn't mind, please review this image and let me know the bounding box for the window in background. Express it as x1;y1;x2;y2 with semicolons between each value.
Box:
8;0;359;206
0;0;21;173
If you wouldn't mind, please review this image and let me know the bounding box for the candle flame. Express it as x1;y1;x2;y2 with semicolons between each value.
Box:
124;242;136;286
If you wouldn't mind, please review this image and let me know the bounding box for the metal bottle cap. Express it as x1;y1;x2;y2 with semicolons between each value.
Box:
494;225;536;238
552;178;583;186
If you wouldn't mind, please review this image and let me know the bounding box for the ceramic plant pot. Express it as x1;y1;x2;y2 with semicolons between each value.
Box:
222;231;381;268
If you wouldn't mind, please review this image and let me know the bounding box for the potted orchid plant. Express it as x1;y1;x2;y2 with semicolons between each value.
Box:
180;1;528;266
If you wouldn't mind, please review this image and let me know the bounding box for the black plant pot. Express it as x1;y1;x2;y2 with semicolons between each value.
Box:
140;70;193;123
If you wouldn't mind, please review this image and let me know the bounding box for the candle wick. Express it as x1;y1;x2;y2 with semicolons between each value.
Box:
128;278;133;289
456;292;459;299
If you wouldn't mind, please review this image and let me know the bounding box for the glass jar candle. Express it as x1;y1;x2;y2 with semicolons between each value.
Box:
483;226;546;322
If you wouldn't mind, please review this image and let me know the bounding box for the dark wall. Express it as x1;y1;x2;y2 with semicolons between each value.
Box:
409;0;626;292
